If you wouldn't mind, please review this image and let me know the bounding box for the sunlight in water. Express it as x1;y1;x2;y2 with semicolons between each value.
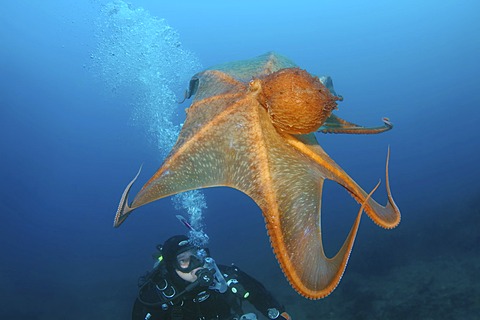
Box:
91;0;207;242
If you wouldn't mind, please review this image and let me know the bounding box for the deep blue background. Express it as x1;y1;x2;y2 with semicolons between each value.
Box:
1;1;479;318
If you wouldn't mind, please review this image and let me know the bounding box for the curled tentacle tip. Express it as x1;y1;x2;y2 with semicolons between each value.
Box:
382;117;393;128
113;165;143;228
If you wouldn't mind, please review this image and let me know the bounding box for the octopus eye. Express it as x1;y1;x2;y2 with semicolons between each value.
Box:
249;79;261;92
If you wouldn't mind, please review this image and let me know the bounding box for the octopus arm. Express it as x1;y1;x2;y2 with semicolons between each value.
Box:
285;133;400;229
319;114;393;134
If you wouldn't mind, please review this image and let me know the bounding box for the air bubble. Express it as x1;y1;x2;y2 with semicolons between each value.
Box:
91;0;208;242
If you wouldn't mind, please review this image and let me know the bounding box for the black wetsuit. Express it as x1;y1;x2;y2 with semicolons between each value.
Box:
132;264;285;320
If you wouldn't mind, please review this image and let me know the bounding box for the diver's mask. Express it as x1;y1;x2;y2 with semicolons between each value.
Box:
175;248;208;273
176;248;228;293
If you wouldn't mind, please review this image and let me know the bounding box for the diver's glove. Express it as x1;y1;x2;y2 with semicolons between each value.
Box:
185;268;215;292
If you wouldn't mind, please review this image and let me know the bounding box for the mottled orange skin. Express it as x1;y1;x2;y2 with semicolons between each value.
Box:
254;68;341;134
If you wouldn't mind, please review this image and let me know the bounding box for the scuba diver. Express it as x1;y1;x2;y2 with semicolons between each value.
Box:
132;234;292;320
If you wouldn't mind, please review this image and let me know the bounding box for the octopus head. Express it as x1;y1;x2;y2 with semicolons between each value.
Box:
251;68;341;134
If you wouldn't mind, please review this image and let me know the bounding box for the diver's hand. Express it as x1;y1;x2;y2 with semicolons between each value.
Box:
185;268;216;292
185;268;215;292
195;268;215;286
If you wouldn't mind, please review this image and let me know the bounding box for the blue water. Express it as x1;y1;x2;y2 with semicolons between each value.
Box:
1;1;479;319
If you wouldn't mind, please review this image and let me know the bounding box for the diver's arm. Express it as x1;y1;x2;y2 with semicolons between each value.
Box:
232;267;291;319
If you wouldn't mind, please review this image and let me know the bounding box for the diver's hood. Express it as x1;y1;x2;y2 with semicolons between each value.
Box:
162;235;196;271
